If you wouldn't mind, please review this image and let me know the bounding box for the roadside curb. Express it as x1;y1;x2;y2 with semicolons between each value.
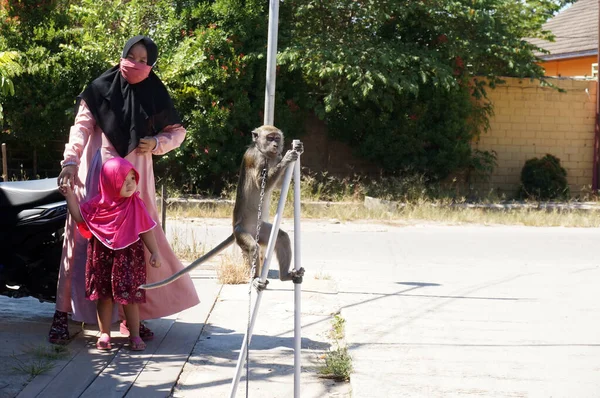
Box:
363;196;600;212
159;196;600;213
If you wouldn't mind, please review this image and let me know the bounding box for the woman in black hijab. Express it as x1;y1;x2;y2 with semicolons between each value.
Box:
78;35;182;158
50;36;200;344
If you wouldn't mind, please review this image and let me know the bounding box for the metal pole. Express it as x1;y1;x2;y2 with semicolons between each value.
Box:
229;161;296;398
261;0;280;223
1;143;7;182
264;0;280;126
292;140;302;398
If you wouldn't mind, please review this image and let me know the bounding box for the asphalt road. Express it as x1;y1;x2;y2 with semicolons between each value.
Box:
168;219;600;397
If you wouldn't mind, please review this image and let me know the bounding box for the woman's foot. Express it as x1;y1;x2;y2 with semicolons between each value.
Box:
139;323;154;340
48;310;70;344
120;320;154;341
129;336;146;351
96;333;112;351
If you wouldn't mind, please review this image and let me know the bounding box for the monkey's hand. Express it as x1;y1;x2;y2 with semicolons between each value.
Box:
281;149;299;165
292;141;304;155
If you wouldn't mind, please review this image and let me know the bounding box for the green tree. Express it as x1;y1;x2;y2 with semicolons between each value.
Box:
159;0;307;193
0;0;91;155
0;50;21;125
0;0;574;189
0;0;306;191
0;1;184;176
277;0;572;180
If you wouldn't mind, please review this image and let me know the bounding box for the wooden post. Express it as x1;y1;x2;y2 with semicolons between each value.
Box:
1;143;7;182
33;148;37;178
161;184;167;231
595;0;600;190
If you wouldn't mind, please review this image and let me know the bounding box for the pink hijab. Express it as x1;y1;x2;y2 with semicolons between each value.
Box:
79;157;156;250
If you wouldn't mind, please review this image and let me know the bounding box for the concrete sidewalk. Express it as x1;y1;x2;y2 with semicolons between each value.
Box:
2;250;349;398
12;267;222;398
173;274;348;397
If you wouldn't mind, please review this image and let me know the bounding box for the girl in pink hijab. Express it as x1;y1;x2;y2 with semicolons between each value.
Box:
60;157;159;351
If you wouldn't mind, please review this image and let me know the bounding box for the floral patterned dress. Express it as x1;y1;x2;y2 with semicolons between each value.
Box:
85;237;146;305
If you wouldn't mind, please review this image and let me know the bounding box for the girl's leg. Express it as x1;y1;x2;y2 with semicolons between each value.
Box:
96;299;113;335
123;303;146;350
96;299;113;350
122;303;140;338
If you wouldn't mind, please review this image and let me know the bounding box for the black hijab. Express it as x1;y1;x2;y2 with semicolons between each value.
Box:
78;35;182;157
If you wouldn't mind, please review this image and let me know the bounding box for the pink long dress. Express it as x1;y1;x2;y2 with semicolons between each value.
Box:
56;99;200;323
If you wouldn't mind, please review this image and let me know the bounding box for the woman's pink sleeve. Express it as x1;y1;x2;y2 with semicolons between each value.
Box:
151;124;187;156
61;100;96;167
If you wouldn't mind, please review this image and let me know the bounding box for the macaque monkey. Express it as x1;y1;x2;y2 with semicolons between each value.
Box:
140;125;304;290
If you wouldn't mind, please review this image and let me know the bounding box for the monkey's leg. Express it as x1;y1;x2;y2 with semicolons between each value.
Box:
235;225;268;290
257;246;265;278
258;224;304;282
234;226;260;277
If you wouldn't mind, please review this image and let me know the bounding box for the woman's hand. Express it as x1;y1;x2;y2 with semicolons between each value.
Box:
57;165;77;190
137;137;157;154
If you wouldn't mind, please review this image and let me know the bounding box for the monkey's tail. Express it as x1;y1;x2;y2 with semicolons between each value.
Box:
139;234;235;290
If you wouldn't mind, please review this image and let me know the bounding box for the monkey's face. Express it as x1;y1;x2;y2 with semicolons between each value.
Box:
254;129;284;158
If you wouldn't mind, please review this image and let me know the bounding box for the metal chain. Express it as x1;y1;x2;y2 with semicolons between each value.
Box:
250;166;267;279
246;165;268;398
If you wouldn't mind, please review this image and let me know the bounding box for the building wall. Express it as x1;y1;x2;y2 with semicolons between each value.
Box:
474;77;597;197
540;56;596;78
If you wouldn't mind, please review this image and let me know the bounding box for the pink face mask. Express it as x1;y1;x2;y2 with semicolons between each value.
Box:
119;58;152;84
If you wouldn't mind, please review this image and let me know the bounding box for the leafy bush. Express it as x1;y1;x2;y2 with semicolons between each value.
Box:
520;154;569;200
278;0;565;181
0;0;308;193
324;82;490;181
159;20;307;194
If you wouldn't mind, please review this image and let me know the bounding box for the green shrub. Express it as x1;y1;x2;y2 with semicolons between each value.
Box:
520;154;569;200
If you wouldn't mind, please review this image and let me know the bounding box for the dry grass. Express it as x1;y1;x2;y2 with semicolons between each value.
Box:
168;225;206;260
160;171;600;227
167;201;234;219
392;202;600;227
216;250;250;285
314;269;332;280
166;199;600;227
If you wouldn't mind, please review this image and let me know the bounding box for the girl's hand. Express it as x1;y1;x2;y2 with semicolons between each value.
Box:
137;137;157;154
58;183;74;197
149;253;162;268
